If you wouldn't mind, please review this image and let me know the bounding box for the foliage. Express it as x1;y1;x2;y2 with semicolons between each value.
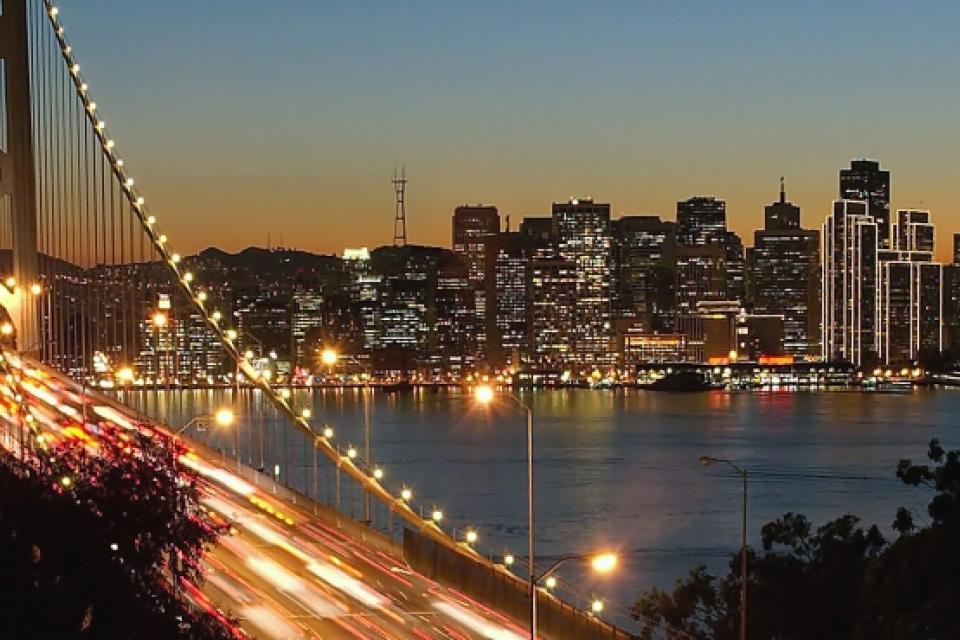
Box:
0;429;235;639
632;439;960;640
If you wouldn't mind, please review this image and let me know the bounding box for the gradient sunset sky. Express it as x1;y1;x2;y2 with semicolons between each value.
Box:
59;1;960;261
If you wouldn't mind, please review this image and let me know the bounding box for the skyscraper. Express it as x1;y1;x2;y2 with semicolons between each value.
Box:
611;215;677;332
484;232;538;368
822;200;878;365
552;198;613;367
675;196;744;305
876;209;942;364
840;159;891;248
751;182;820;357
452;205;501;281
676;245;727;315
676;196;726;246
893;209;934;253
878;259;942;364
529;250;577;372
764;178;800;230
451;205;500;361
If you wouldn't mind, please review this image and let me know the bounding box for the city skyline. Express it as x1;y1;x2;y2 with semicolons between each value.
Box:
56;1;960;260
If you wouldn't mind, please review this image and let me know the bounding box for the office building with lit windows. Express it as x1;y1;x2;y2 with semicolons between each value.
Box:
822;200;878;365
751;183;820;357
840;159;891;248
552;198;613;367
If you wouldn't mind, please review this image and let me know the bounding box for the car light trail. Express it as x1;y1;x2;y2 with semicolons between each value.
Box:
432;601;525;640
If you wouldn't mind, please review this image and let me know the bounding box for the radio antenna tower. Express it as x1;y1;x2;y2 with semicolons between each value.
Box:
392;165;408;247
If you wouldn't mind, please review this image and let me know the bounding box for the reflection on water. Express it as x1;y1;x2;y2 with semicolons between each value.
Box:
118;386;960;618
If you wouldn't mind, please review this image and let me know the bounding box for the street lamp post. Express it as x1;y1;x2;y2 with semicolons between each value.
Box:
175;409;235;468
699;456;748;640
474;384;536;639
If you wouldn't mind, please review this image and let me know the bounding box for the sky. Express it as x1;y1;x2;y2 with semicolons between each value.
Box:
56;0;960;262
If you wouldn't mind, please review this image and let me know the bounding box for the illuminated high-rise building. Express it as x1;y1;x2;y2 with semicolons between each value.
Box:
893;209;934;253
676;196;744;305
552;198;613;366
452;205;500;361
878;258;942;364
822;199;878;365
877;209;942;364
484;232;538;368
529;250;577;371
677;196;726;246
840;159;891;248
751;182;820;357
612;216;677;332
676;245;727;316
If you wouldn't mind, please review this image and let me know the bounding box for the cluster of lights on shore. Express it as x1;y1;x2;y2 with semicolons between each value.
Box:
37;3;616;621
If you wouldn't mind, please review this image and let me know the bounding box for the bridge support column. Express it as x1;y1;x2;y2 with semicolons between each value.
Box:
0;0;41;353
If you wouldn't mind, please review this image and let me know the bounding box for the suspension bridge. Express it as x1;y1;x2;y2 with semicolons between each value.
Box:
0;2;636;638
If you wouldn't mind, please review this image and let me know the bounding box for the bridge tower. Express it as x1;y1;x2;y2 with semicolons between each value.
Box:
0;0;40;352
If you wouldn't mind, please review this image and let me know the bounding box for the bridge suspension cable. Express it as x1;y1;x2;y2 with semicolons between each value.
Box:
1;0;494;565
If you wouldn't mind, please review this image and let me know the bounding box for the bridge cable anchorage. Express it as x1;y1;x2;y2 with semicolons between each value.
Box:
27;0;497;568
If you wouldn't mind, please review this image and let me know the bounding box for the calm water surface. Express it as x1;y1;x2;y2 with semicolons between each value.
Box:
122;387;960;624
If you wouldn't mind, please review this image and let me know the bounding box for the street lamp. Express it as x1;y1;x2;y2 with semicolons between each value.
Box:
699;455;748;640
534;551;618;586
320;348;338;368
174;408;234;436
474;383;537;640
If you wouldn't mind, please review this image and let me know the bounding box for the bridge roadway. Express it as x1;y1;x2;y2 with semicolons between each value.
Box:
0;353;532;640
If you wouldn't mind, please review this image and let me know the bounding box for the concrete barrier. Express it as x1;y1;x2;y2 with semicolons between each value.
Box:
403;528;636;640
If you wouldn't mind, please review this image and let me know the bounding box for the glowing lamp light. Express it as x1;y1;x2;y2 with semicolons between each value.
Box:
373;468;384;480
431;509;444;523
323;427;334;439
1;322;13;337
320;349;338;366
211;311;222;321
400;488;413;501
280;388;291;400
545;576;558;589
61;476;72;488
214;408;235;427
30;283;43;295
346;447;358;459
591;599;604;614
465;529;478;544
182;272;194;283
151;312;167;328
244;350;255;360
116;367;135;383
158;234;167;245
4;276;15;289
503;554;515;566
474;384;495;404
300;408;312;419
225;329;238;341
591;553;618;574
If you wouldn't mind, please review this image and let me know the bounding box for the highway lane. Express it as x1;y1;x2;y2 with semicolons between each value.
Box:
0;353;532;640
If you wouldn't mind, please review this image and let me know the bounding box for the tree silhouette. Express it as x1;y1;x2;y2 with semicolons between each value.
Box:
0;427;235;639
633;439;960;640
